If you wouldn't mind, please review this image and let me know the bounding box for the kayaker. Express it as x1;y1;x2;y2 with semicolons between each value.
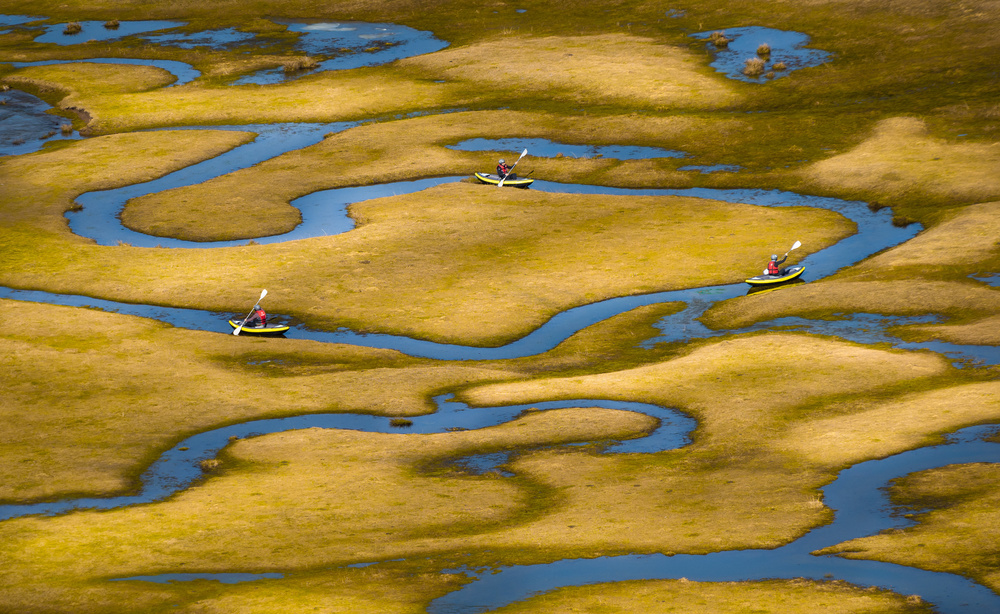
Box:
767;254;787;276
246;304;267;328
497;158;512;178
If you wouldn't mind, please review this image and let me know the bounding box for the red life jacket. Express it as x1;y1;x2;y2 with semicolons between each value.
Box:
255;308;266;326
767;261;781;275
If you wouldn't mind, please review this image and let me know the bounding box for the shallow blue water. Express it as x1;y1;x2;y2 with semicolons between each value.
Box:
692;26;832;82
0;88;81;156
141;27;257;50
33;20;184;45
232;20;448;85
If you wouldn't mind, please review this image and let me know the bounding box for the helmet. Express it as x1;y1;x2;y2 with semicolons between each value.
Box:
771;255;777;260
254;305;261;310
498;159;505;164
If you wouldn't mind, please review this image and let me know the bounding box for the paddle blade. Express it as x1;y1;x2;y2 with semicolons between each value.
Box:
790;240;801;251
259;289;268;301
233;323;243;336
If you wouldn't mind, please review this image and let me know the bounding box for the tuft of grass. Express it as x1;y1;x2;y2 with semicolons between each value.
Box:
199;459;222;472
282;57;319;73
390;418;414;428
63;22;82;35
60;124;73;135
773;61;787;71
709;31;730;48
757;43;772;57
103;20;120;30
892;215;917;227
743;57;766;77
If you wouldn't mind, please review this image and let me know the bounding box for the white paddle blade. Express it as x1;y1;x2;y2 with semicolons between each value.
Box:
790;240;801;251
234;290;267;335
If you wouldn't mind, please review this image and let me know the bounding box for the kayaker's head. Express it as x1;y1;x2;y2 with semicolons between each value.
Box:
498;159;505;164
254;304;261;310
771;254;777;260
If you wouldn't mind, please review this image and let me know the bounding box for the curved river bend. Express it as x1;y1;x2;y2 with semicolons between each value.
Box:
1;49;999;613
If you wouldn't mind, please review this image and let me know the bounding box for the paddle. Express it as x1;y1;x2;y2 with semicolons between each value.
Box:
764;241;802;275
233;289;267;336
497;149;528;187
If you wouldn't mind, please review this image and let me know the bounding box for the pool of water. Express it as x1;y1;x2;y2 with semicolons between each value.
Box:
232;20;448;85
140;27;258;50
692;26;832;82
33;20;184;45
0;88;80;156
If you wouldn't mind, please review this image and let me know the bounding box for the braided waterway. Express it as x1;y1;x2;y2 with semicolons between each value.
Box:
2;52;999;613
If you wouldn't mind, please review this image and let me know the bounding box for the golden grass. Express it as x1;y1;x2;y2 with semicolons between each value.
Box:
463;333;948;458
858;200;1000;272
123;111;740;241
398;33;743;110
0;130;854;345
0;407;654;578
799;118;1000;208
0;298;519;502
904;314;1000;346
818;462;1000;594
776;380;1000;467
2;61;448;133
701;280;1000;331
119;109;734;240
490;578;932;614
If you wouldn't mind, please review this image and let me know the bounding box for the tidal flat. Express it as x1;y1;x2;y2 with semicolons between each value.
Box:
1;1;999;612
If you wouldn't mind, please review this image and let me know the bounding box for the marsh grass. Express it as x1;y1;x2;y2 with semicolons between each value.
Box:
103;19;120;29
488;578;934;614
743;57;766;77
390;418;414;427
757;43;771;57
63;22;82;35
709;30;730;48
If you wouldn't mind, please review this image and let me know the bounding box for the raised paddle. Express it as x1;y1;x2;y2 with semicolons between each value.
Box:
233;289;267;336
786;240;801;256
497;149;528;187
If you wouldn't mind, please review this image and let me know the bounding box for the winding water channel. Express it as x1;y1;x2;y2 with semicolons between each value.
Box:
2;40;999;613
